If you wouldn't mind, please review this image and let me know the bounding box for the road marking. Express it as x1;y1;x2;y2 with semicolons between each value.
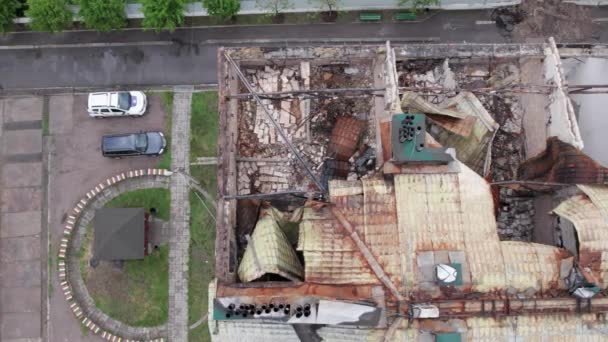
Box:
202;37;440;44
0;41;173;50
593;18;608;23
0;84;219;97
475;20;496;25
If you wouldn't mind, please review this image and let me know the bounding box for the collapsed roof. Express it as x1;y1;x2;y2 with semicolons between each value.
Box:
211;40;608;340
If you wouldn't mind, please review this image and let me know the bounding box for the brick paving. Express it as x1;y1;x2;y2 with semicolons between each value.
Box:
0;97;44;342
168;87;193;342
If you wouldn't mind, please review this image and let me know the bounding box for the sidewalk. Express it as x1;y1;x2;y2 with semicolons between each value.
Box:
168;87;193;342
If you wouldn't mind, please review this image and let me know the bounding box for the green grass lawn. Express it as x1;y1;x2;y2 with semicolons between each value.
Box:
158;92;174;170
92;246;169;327
190;91;219;159
80;189;171;327
105;188;171;221
188;91;218;341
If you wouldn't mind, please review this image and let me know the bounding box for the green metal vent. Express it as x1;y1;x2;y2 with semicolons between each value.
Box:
391;113;453;164
435;332;462;342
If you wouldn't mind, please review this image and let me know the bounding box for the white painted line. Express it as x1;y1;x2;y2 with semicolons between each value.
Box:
0;41;173;50
592;18;608;23
475;20;496;25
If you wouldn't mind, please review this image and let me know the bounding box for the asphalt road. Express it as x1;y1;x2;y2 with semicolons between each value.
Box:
0;10;509;91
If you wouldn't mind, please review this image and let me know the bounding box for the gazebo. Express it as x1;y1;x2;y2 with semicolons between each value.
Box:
93;208;149;261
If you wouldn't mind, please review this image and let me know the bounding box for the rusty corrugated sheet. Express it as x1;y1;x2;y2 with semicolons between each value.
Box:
399;92;498;176
519;137;608;185
328;116;366;161
394;165;507;293
238;208;304;282
500;241;569;292
553;193;608;287
579;184;608;216
297;205;379;285
301;162;572;296
360;179;402;290
429;92;498;176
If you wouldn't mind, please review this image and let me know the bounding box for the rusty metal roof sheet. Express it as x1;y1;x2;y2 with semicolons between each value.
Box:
500;241;567;291
464;314;608;341
238;209;304;282
298;162;570;295
328;117;366;161
519;137;608;185
297;205;379;285
395;166;507;293
553;189;608;287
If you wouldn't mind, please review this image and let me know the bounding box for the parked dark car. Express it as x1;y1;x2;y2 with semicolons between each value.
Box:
101;131;166;158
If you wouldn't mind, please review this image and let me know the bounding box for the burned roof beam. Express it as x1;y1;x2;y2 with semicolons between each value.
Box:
223;190;318;200
224;51;327;194
229;87;385;99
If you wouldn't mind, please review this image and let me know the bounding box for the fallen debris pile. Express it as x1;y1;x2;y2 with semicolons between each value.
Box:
236;64;376;195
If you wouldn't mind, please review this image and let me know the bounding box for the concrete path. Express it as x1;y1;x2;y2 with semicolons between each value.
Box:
0;97;45;342
0;10;507;91
168;87;193;342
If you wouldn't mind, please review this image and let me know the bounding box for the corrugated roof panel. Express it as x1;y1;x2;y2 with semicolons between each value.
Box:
238;211;304;282
553;195;608;286
394;165;508;293
298;207;378;284
578;184;608;218
500;242;565;291
456;166;506;291
361;179;402;290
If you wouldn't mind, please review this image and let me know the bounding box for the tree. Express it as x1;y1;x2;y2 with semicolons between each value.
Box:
0;0;21;32
255;0;293;18
203;0;240;20
141;0;185;32
398;0;440;13
308;0;341;13
78;0;125;32
26;0;73;32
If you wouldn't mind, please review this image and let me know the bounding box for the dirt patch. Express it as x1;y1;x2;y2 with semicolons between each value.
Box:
497;0;597;42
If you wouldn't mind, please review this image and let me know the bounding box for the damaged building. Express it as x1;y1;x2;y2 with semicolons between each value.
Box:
210;40;608;341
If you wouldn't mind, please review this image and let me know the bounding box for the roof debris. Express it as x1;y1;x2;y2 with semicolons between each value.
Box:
213;42;608;340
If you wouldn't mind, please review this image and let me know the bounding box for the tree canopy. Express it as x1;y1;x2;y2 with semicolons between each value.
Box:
141;0;186;32
0;0;21;33
78;0;125;32
203;0;240;20
26;0;73;32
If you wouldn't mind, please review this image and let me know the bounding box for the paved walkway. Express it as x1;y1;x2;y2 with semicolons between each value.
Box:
168;87;193;341
0;97;45;341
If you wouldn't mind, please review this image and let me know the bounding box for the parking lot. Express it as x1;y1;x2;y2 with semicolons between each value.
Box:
48;93;168;340
0;93;169;341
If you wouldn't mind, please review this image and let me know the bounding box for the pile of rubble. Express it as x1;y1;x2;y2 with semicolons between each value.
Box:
236;63;376;195
398;59;534;241
244;65;310;144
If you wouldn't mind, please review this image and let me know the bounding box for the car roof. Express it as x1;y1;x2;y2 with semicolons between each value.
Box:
89;92;121;108
102;134;137;151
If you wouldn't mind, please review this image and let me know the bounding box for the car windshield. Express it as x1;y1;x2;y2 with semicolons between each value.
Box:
135;133;148;152
117;92;131;110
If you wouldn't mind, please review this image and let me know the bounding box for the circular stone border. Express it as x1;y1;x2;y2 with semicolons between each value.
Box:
57;168;172;342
